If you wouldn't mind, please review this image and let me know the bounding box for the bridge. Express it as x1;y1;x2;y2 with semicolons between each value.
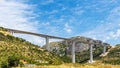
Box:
6;28;68;51
6;28;107;64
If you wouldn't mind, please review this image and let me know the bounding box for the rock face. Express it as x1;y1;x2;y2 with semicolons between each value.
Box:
46;36;110;55
75;43;89;52
65;36;110;54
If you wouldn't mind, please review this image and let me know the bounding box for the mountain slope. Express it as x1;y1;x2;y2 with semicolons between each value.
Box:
102;44;120;65
0;27;62;67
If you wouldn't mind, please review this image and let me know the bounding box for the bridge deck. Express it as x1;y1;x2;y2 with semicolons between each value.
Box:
6;28;68;40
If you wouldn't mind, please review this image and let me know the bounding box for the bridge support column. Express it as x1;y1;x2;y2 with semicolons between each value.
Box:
45;37;49;51
65;40;68;55
65;40;68;46
103;45;106;54
72;41;75;63
11;31;14;35
89;44;93;63
8;31;14;35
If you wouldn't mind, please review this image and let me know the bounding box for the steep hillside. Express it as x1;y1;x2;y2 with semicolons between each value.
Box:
102;44;120;65
0;27;62;68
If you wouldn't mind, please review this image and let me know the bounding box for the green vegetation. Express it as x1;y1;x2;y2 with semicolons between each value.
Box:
52;43;71;63
102;44;120;65
0;27;62;68
76;45;104;63
8;56;20;67
0;27;7;31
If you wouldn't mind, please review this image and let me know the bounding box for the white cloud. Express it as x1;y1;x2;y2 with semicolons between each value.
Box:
119;24;120;26
81;6;120;45
14;34;45;46
83;0;118;13
0;0;38;31
71;6;84;15
114;29;120;37
40;0;54;5
0;0;45;46
64;23;72;33
41;22;50;26
49;39;63;43
45;10;58;15
99;0;118;4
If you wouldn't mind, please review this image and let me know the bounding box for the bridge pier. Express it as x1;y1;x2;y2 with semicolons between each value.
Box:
11;31;14;35
8;30;14;35
89;44;93;63
45;37;49;51
103;45;106;54
65;40;68;55
65;40;68;47
72;41;75;63
88;40;94;63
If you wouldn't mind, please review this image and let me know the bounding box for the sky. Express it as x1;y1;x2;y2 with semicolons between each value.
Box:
0;0;120;46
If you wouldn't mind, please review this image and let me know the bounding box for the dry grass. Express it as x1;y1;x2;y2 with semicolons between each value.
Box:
0;31;11;36
16;63;120;68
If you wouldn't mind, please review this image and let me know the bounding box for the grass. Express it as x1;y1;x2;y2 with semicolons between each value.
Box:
15;63;120;68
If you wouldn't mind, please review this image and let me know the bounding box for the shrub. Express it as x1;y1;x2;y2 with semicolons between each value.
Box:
19;61;24;67
8;56;20;67
1;61;8;68
60;56;71;63
103;59;120;65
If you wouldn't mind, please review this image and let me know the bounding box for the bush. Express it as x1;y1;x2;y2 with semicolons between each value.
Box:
103;59;120;65
1;61;8;68
0;27;7;31
8;56;20;67
60;56;71;63
19;61;24;67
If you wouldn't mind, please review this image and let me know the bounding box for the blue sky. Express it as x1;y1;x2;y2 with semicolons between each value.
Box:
0;0;120;46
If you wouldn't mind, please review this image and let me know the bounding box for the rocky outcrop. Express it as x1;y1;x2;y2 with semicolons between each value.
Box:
65;36;110;54
48;36;111;55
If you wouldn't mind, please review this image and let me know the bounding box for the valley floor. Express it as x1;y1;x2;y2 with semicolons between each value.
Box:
16;63;120;68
